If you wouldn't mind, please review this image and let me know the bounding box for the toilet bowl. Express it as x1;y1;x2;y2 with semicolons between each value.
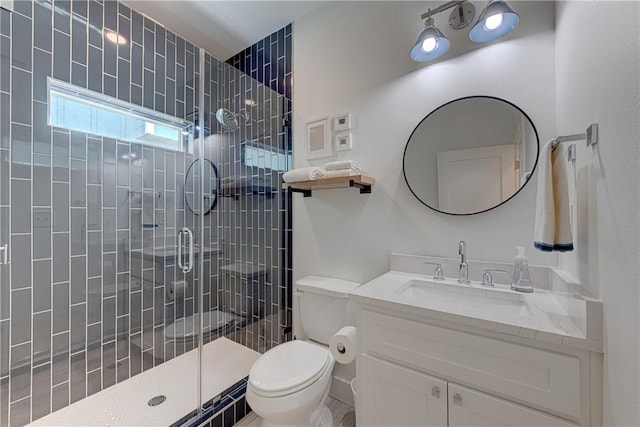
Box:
246;340;335;427
246;276;361;427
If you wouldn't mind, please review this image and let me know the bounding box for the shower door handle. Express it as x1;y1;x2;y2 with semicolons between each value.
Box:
0;244;7;265
177;228;194;274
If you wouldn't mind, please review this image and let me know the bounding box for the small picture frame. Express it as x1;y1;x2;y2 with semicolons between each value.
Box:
333;113;351;131
306;117;333;159
335;132;352;151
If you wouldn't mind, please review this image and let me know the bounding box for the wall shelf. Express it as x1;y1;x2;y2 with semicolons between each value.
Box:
220;185;276;200
283;175;375;197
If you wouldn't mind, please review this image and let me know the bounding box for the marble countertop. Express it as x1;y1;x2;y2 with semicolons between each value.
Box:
350;270;603;352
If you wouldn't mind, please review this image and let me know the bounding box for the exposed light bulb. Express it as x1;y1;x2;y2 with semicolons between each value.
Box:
421;37;437;53
485;13;503;30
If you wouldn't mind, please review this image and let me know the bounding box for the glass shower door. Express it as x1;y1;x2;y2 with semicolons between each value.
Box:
0;111;9;426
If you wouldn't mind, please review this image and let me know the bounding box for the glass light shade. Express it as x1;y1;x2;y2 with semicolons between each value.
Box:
469;0;519;43
410;22;451;62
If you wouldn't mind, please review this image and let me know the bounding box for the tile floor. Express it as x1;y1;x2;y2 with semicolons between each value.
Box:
27;338;260;426
234;397;355;427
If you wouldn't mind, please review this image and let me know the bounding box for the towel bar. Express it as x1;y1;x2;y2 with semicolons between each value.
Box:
552;123;598;149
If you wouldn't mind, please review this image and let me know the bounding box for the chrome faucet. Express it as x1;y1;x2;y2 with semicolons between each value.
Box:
458;240;469;283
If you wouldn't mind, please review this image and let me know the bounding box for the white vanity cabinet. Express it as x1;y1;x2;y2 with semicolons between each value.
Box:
356;307;600;427
359;353;574;427
359;354;448;426
448;384;574;427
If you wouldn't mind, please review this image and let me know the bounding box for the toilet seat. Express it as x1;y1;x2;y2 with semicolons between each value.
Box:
249;341;332;398
164;310;241;341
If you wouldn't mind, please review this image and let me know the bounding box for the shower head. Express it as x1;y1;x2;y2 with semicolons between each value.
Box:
215;108;247;133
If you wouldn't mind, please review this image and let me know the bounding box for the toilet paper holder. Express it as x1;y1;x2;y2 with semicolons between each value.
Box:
330;326;357;364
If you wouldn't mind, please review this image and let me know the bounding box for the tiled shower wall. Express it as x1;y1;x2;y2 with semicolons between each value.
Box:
0;1;293;425
226;24;293;100
0;0;210;425
218;25;293;353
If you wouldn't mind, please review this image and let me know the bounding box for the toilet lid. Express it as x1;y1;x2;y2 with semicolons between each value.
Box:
164;310;240;340
249;341;331;396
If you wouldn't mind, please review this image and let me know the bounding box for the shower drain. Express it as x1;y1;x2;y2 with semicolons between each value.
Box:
147;395;167;407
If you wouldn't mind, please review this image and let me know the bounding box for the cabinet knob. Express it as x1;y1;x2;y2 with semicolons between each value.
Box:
431;386;440;398
453;393;463;406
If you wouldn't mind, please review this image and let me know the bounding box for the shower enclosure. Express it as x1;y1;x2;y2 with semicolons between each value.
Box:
0;1;292;425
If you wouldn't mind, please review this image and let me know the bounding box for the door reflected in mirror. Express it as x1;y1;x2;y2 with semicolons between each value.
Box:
403;96;539;215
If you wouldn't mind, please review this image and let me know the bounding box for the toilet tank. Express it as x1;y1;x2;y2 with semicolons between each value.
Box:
296;276;361;345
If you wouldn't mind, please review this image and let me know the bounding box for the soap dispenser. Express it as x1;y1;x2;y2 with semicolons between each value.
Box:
511;246;534;293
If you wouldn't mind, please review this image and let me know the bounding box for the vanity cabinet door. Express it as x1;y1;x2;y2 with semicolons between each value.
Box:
358;354;448;427
448;383;575;427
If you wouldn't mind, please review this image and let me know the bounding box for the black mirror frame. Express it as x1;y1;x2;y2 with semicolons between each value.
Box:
402;95;540;216
185;159;219;216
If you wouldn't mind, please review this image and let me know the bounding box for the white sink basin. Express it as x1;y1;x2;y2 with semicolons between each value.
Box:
349;263;602;352
395;279;532;318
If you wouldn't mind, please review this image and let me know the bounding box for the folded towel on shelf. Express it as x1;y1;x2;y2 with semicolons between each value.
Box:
282;167;327;183
533;139;573;252
325;169;362;178
324;160;361;172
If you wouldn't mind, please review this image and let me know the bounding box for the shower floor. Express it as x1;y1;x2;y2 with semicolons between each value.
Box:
27;338;260;427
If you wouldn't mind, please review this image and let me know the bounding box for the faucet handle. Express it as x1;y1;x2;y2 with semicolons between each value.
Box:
482;269;506;287
424;262;444;280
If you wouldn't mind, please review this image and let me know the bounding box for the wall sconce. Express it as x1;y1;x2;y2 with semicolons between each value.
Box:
410;16;451;62
410;0;520;63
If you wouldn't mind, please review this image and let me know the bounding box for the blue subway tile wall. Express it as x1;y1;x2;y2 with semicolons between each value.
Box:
220;24;293;351
0;0;210;425
180;377;249;427
226;24;292;99
0;1;293;425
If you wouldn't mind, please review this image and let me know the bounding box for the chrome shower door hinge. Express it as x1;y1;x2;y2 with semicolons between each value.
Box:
0;244;8;265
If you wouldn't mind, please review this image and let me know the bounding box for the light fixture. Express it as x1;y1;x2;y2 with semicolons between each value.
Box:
469;0;520;43
410;16;451;62
105;30;127;45
410;0;519;63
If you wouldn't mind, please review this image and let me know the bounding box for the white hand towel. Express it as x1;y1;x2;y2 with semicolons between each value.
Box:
533;139;573;252
282;167;327;183
324;160;361;172
325;169;362;178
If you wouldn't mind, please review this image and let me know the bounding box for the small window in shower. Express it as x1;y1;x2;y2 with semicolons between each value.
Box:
243;140;292;172
48;78;192;152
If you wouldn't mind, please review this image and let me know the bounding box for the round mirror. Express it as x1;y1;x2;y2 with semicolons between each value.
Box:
185;159;219;215
403;96;539;215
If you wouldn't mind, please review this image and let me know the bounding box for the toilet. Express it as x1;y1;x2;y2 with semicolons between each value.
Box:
246;276;360;427
164;262;267;345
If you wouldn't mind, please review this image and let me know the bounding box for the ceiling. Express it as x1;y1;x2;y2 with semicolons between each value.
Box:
124;1;327;60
